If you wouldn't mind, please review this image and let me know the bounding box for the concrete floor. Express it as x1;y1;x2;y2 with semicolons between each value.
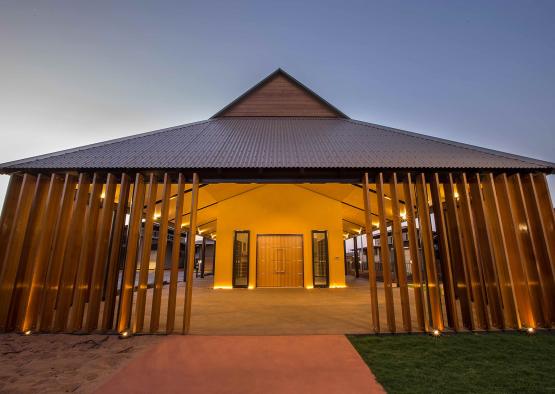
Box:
132;274;425;335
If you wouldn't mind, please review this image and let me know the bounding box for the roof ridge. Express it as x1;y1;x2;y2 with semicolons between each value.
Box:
0;119;213;169
346;118;555;169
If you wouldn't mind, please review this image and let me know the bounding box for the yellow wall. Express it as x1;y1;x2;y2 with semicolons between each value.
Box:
213;184;346;288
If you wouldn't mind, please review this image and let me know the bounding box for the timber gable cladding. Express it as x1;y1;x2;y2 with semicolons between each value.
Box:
0;68;553;335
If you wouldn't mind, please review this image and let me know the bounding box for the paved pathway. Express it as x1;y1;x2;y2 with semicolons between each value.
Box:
96;335;385;393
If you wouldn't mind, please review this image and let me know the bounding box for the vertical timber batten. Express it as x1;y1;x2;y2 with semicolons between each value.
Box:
85;173;117;331
150;173;171;333
12;174;50;331
69;173;103;331
430;173;459;331
481;173;520;328
183;173;199;334
102;174;131;331
133;173;158;333
117;173;145;334
494;173;535;328
0;174;37;330
20;174;64;332
415;173;443;331
362;173;380;333
376;172;396;332
457;173;489;329
402;173;426;331
38;174;77;331
167;173;185;333
522;173;555;325
53;173;91;332
443;174;474;329
389;173;411;332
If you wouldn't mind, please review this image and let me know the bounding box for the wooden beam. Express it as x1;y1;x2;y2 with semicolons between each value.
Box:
84;173;117;331
467;173;504;329
133;173;158;333
389;173;411;332
37;174;77;331
430;173;459;331
19;174;64;332
481;173;519;328
52;173;91;332
457;173;489;329
166;173;185;333
116;173;145;333
182;173;199;334
69;173;103;331
521;173;555;326
402;173;426;331
101;173;131;331
0;174;37;331
415;173;444;331
376;173;395;332
150;173;171;333
443;174;474;329
494;173;535;329
362;173;380;333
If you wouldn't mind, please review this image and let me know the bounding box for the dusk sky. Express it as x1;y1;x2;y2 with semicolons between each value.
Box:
0;0;553;202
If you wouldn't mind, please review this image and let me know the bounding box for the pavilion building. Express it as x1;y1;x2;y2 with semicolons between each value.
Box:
0;69;553;335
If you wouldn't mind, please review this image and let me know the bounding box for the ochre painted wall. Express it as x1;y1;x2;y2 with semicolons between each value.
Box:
213;185;346;288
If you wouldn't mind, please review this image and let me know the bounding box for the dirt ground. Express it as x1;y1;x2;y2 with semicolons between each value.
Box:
0;333;161;394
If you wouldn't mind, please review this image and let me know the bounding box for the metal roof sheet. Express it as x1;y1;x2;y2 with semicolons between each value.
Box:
1;117;553;172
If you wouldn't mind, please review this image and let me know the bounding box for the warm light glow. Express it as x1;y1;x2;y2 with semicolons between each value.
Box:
432;329;441;337
153;213;161;220
518;223;528;232
24;330;32;336
119;330;131;338
526;327;535;335
100;193;106;199
329;285;346;289
454;192;460;199
248;286;255;290
213;286;233;289
358;228;362;234
400;210;407;220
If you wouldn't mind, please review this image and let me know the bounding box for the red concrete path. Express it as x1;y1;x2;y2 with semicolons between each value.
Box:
96;335;385;394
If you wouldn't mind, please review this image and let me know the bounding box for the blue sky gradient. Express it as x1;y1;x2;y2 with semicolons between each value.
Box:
0;0;553;200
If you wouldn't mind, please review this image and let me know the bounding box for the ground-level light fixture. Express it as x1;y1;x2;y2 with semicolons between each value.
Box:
119;330;132;339
526;327;535;335
23;330;32;336
432;329;441;337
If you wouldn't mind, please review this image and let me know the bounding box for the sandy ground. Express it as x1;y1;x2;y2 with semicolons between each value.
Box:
0;333;161;394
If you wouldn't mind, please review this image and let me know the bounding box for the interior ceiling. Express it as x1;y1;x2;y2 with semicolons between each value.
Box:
121;182;411;240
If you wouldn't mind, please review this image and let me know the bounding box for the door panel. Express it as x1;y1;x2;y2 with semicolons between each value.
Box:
257;235;303;287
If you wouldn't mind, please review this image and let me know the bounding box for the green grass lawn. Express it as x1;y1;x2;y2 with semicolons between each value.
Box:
348;331;555;393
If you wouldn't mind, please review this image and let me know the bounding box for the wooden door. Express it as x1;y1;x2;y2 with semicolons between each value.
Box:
257;235;303;287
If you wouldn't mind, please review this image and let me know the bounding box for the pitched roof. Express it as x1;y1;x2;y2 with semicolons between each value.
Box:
1;117;553;172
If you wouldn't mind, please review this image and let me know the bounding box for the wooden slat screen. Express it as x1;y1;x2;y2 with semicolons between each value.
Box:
0;170;552;335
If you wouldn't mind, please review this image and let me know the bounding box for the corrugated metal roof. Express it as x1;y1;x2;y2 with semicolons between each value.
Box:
1;117;553;171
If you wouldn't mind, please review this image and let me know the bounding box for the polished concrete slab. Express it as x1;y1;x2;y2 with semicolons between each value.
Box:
96;335;385;394
131;275;424;335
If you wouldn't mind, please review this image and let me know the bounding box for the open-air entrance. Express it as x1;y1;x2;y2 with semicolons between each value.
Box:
256;235;304;288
